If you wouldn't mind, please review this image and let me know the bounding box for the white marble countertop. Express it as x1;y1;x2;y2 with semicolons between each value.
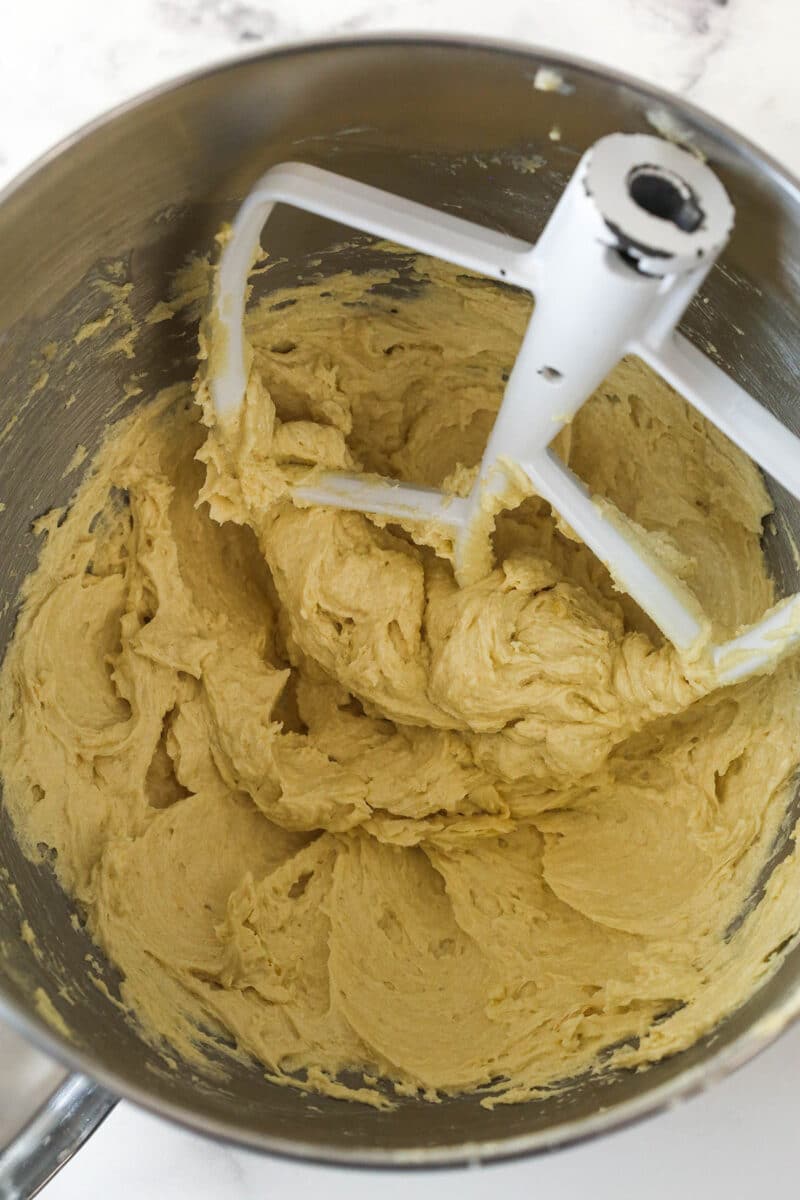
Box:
2;0;800;1196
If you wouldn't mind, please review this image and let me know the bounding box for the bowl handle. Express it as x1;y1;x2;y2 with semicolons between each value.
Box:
0;1073;117;1198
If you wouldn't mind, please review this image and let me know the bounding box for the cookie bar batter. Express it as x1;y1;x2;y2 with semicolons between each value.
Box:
2;254;800;1105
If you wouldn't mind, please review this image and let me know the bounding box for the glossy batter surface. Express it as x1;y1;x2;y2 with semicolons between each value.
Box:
3;256;800;1105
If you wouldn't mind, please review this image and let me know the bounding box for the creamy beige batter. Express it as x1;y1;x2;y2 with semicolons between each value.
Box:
2;253;800;1106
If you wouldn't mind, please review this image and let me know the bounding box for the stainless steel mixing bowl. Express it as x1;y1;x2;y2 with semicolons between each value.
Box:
1;34;800;1196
